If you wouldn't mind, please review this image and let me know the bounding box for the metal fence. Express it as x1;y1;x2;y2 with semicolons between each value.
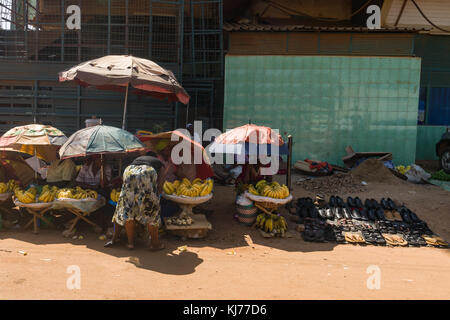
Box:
0;0;224;134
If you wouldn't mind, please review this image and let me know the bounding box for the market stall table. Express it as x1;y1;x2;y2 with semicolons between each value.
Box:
13;200;54;234
13;195;105;236
52;196;105;237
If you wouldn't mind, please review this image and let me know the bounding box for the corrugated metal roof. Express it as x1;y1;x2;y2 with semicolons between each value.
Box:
224;22;430;33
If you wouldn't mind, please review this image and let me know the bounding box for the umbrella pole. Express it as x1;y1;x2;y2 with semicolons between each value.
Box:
100;154;105;189
122;85;129;130
34;146;38;182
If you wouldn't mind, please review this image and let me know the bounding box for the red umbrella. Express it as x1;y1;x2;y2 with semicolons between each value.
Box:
59;55;190;129
214;124;284;146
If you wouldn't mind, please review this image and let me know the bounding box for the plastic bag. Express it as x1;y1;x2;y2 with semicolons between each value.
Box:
405;164;431;184
229;166;243;179
236;194;253;206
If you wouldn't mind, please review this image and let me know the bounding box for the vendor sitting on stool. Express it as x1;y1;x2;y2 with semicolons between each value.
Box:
105;154;165;251
75;155;112;189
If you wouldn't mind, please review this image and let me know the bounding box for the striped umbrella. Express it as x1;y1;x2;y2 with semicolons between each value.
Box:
0;124;67;162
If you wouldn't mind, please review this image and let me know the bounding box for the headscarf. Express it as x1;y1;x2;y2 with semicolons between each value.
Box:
131;156;164;174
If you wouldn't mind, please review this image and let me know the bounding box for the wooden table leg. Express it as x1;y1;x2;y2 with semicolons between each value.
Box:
67;209;101;229
33;214;38;234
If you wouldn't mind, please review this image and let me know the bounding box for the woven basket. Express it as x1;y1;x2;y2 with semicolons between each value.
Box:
236;204;258;226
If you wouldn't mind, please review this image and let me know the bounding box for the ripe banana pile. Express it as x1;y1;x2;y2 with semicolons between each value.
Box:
248;180;290;199
396;165;411;175
255;213;288;236
14;187;38;204
163;178;213;198
55;187;98;200
37;185;58;203
110;188;121;203
0;180;18;193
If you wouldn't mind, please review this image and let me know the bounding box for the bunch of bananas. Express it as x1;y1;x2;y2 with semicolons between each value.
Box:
14;187;37;204
248;180;290;199
163;178;213;198
0;179;18;193
55;187;98;200
255;213;288;236
37;185;58;203
110;188;121;203
396;165;411;175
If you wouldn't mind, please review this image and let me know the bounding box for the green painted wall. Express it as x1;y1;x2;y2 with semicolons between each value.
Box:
223;55;421;165
416;126;447;160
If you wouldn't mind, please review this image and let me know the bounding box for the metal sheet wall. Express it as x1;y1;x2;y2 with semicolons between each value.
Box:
223;55;421;165
0;61;175;135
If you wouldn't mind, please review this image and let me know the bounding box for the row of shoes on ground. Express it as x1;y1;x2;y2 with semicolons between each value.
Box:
298;196;424;224
296;197;446;247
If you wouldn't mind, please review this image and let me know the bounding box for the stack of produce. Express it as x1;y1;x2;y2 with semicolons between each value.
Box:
166;215;194;226
14;187;38;204
0;180;18;193
37;185;58;202
55;187;98;200
248;180;290;199
396;165;411;175
110;188;121;203
431;170;450;181
163;178;213;198
255;212;288;237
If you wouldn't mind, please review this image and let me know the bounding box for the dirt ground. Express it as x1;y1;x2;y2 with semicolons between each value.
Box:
0;173;449;300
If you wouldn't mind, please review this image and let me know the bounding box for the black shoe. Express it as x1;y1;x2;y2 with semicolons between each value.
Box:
309;207;319;219
351;209;362;220
297;197;306;208
329;196;337;207
336;196;344;207
334;207;343;220
400;208;412;224
387;198;397;210
354;197;363;208
304;197;314;208
368;209;377;221
342;207;352;220
408;209;421;223
347;197;355;208
371;199;379;209
360;209;369;221
364;199;371;209
325;207;334;220
318;208;327;219
376;208;386;221
380;198;389;210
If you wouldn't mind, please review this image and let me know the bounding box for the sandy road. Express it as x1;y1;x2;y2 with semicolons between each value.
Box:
0;181;449;300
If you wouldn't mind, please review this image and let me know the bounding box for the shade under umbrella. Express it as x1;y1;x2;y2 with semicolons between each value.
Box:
137;130;214;180
207;124;288;156
59;125;146;159
0;124;68;162
58;55;190;129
